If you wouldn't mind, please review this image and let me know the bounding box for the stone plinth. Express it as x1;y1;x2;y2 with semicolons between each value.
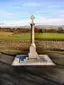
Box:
12;55;55;66
28;44;39;60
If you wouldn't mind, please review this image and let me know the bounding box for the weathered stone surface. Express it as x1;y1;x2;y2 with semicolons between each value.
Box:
0;40;64;51
0;53;14;65
12;54;55;66
48;53;64;65
28;44;39;59
28;15;38;60
0;53;64;85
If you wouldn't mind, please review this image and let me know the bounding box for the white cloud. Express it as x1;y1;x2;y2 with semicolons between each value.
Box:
23;2;41;7
56;10;64;17
35;18;64;25
0;10;15;17
0;19;30;27
1;16;64;27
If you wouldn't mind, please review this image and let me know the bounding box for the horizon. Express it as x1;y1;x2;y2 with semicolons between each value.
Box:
0;0;64;26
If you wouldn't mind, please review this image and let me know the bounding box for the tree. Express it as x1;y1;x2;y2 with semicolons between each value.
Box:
57;27;64;33
47;29;57;33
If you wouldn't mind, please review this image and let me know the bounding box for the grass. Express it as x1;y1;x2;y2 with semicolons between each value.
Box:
35;33;64;40
0;32;13;36
0;33;30;40
0;32;64;54
42;50;64;54
1;49;64;55
0;32;64;40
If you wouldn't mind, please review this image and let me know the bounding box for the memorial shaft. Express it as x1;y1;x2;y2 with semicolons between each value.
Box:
28;15;39;59
31;23;35;44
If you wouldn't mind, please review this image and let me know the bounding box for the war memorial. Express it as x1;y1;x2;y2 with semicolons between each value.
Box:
0;16;63;85
12;15;55;66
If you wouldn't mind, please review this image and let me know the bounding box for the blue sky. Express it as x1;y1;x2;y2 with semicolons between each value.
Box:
0;0;64;26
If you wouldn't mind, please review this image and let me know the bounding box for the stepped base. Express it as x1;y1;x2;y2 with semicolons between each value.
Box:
12;55;55;66
28;43;39;59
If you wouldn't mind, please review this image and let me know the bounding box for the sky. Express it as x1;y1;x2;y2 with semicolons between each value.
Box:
0;0;64;26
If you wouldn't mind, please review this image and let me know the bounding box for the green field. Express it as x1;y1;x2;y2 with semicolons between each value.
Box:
0;33;30;40
0;32;64;40
35;33;64;40
0;32;64;54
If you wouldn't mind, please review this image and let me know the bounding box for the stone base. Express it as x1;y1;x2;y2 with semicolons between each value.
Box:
28;43;39;59
12;55;55;66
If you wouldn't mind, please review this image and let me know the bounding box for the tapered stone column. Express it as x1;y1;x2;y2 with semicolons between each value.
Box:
30;23;35;47
30;15;35;47
28;15;39;60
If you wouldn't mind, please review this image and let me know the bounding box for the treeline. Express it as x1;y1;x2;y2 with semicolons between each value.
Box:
38;27;64;33
0;27;64;33
0;27;30;33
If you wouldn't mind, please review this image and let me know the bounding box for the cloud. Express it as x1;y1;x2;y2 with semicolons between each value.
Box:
1;18;64;27
0;19;30;27
1;15;64;26
56;10;64;17
0;10;15;18
23;2;41;7
35;17;64;25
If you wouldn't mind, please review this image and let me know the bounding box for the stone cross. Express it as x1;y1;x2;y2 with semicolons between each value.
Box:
30;15;35;47
30;15;35;24
28;15;38;59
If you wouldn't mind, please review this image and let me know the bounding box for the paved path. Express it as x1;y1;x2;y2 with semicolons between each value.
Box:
0;53;64;85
